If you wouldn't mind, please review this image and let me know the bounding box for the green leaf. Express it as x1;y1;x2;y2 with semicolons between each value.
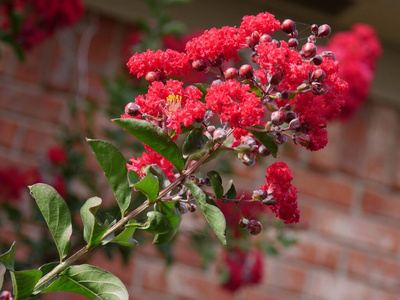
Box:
246;129;278;157
141;211;171;234
193;83;209;97
29;184;72;260
0;264;5;290
87;139;131;216
11;269;42;299
0;242;16;270
182;128;209;158
259;241;279;256
160;20;186;36
153;202;182;245
38;263;59;276
80;197;109;248
278;234;297;248
42;264;128;300
133;173;159;203
103;220;139;247
185;182;227;245
207;171;224;199
113;118;184;171
128;170;139;186
224;180;236;199
145;165;171;190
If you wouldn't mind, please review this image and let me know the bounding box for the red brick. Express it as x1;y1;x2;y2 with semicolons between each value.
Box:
284;233;341;270
140;256;168;293
292;167;354;207
0;118;18;147
21;127;54;155
316;209;400;253
394;144;400;190
172;236;202;268
14;42;48;83
363;105;398;184
242;286;300;300
309;122;342;170
88;17;115;65
340;110;367;176
361;188;400;221
263;259;306;293
347;250;400;288
0;44;17;75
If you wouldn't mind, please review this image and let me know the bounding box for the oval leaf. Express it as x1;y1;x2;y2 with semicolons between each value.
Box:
11;269;42;300
145;165;171;190
80;197;109;248
224;180;236;200
0;242;16;270
141;211;171;234
87;139;131;216
0;264;5;291
182;128;209;158
29;184;72;260
246;129;278;157
207;171;223;199
112;118;184;171
133;172;159;203
103;220;139;248
185;182;227;245
43;264;128;300
153;202;182;245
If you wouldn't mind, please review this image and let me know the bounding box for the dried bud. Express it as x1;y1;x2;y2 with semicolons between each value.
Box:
271;110;286;125
311;55;323;65
211;79;223;86
179;202;188;214
281;90;290;100
262;198;277;205
188;203;197;213
192;59;207;71
311;69;326;82
288;38;298;49
296;133;311;146
239;218;249;228
145;71;160;83
285;111;297;123
207;125;216;134
239;64;254;79
321;51;336;61
204;177;211;186
259;34;272;43
242;136;257;148
311;82;327;95
281;19;296;35
317;24;331;38
239;153;256;167
274;133;287;145
289;118;304;132
124;102;140;117
250;51;258;63
213;128;227;143
197;178;205;186
302;43;317;59
210;54;224;67
252;189;268;201
247;220;263;235
224;67;238;80
258;145;270;157
188;174;199;184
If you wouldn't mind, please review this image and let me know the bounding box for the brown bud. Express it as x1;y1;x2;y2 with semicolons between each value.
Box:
247;220;263;235
210;54;224;67
311;24;319;34
271;110;286;125
259;34;272;43
311;55;323;65
145;71;160;83
281;19;296;35
224;67;238;80
239;64;254;79
317;24;331;38
321;51;336;61
124;102;140;117
312;69;326;82
192;59;207;71
302;42;317;59
288;38;298;49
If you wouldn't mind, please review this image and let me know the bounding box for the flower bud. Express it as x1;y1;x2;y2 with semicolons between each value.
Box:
0;291;12;300
239;218;249;228
290;30;298;38
296;133;311;146
252;189;268;201
204;177;211;186
281;19;296;35
288;38;298;49
213;128;227;143
285;111;297;123
211;79;223;86
268;71;283;85
192;59;207;71
242;136;257;148
258;145;270;157
188;203;197;213
179;202;188;214
247;220;263;235
289;118;305;132
311;69;326;82
274;133;287;145
224;67;238;80
271;110;286;125
259;34;272;43
262;198;277;205
145;71;160;83
311;24;319;34
311;82;327;95
239;153;256;167
210;54;224;67
311;55;323;65
317;24;331;38
124;102;140;117
239;64;254;79
250;51;258;63
207;125;216;134
321;51;336;61
301;42;317;59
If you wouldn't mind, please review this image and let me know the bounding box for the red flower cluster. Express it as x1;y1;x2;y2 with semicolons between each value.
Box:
185;26;243;63
134;79;205;134
259;162;299;224
205;80;264;128
0;0;84;49
47;146;68;165
221;248;263;291
323;24;382;119
127;145;175;180
239;11;280;39
127;49;190;79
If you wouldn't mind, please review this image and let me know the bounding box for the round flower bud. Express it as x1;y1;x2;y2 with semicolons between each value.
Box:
311;82;327;95
210;54;224;67
258;145;270;157
124;102;140;117
207;125;216;134
285;111;297;123
242;135;257;148
311;55;323;65
296;133;311;147
239;218;249;228
288;38;298;49
262;198;277;205
239;64;254;79
213;128;227;143
247;220;263;235
301;42;317;59
145;71;160;83
252;189;268;201
321;51;336;61
269;72;283;86
281;90;290;100
224;67;238;80
290;30;298;38
240;153;256;167
312;69;326;82
192;59;207;71
281;19;296;35
271;110;286;125
0;291;12;300
188;203;197;213
274;133;287;145
311;24;319;34
317;24;331;38
211;79;223;86
179;202;188;214
250;51;258;63
204;177;211;186
259;34;272;43
289;118;305;132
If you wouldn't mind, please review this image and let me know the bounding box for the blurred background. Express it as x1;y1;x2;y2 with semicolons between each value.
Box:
0;0;399;299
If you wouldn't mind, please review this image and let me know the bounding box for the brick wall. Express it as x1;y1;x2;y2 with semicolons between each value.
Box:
1;13;400;300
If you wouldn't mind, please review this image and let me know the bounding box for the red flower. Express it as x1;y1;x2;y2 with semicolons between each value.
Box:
259;162;299;224
205;80;264;128
127;145;175;180
185;26;243;62
47;146;68;165
239;11;280;39
134;79;205;134
127;49;190;79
